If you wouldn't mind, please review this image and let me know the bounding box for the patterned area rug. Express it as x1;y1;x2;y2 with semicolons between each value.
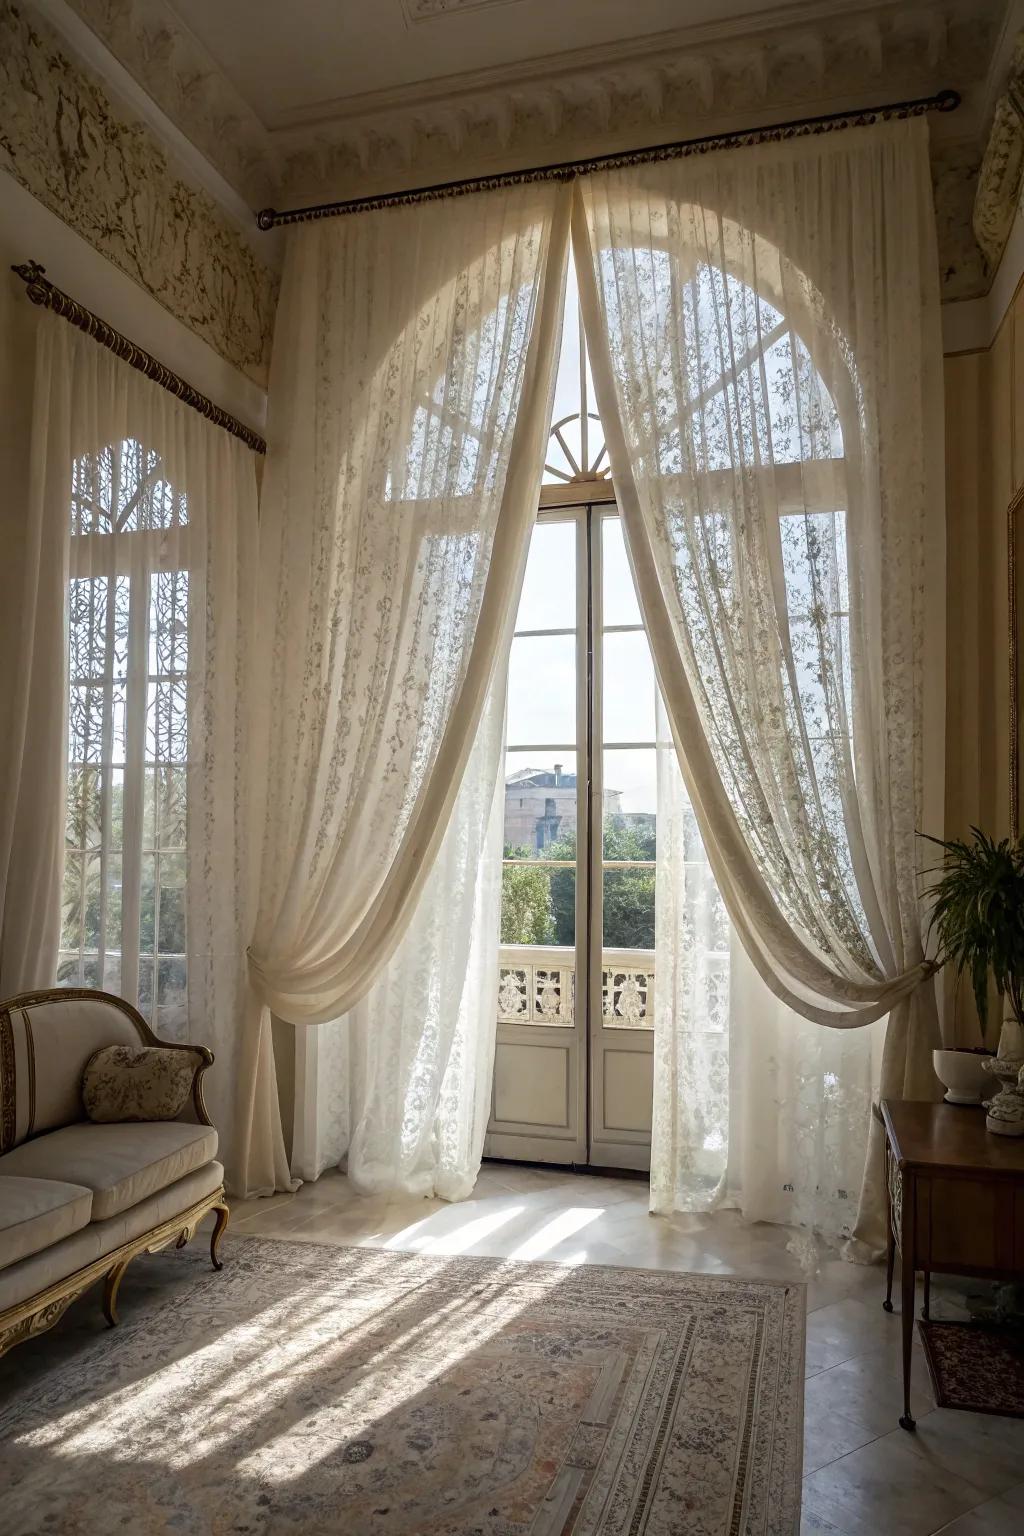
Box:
0;1237;805;1535
920;1320;1024;1418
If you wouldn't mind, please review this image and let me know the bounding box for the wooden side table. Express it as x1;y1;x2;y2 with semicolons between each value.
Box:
881;1098;1024;1430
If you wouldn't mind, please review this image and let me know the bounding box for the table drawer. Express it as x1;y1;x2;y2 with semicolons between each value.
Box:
915;1175;1015;1271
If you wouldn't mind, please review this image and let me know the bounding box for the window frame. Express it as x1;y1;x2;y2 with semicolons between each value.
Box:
60;439;191;1035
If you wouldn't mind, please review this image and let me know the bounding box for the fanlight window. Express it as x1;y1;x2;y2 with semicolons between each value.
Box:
543;261;609;484
60;439;190;1038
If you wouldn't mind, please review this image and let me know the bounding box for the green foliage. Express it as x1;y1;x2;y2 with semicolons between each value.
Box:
501;818;657;949
604;868;656;949
500;846;554;945
923;828;1024;1032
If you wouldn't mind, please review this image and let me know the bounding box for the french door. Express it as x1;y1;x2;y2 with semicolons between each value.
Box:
484;489;657;1170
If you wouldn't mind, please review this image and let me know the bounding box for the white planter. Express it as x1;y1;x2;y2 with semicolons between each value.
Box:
932;1048;994;1105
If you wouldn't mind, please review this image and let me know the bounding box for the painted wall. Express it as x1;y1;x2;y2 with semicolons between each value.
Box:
943;262;1024;1043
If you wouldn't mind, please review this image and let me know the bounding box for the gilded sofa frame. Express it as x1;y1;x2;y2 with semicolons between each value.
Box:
0;987;229;1358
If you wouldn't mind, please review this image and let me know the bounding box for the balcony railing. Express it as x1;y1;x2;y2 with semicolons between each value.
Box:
497;945;655;1029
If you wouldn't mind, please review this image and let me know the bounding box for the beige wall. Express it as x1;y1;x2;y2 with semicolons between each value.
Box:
943;278;1024;1042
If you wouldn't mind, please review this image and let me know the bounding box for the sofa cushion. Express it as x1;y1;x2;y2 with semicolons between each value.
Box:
0;1160;225;1315
83;1044;198;1123
0;1121;217;1221
1;995;144;1151
0;1175;93;1271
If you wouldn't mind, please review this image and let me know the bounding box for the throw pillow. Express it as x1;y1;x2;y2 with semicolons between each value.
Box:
82;1044;197;1123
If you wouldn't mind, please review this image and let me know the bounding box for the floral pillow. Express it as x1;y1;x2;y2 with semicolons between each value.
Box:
82;1044;198;1123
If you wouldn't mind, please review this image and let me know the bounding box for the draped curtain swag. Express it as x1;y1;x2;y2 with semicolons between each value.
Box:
572;118;945;1247
239;183;571;1196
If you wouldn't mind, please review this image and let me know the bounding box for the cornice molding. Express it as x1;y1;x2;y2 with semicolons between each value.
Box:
53;0;1001;210
273;1;999;205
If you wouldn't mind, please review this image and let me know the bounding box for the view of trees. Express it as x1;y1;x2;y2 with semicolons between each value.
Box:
501;817;656;949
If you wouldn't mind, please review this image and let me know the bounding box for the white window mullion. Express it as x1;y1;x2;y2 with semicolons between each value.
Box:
93;571;119;988
119;557;148;1007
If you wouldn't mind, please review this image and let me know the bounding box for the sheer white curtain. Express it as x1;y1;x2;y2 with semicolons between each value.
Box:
575;119;945;1248
241;183;570;1196
292;676;506;1199
11;312;258;1184
655;698;884;1247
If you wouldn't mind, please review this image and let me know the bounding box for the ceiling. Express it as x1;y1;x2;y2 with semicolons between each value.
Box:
163;0;810;129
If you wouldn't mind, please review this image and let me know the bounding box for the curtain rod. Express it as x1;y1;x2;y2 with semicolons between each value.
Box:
10;262;267;456
256;87;960;229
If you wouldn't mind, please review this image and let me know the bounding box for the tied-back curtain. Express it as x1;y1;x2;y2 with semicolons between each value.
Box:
7;312;258;1180
573;119;945;1244
242;183;570;1195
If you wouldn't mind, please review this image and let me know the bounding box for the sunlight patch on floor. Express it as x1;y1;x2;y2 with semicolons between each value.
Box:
507;1206;602;1261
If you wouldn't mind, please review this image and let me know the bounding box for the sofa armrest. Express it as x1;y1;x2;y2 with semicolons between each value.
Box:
144;1036;216;1126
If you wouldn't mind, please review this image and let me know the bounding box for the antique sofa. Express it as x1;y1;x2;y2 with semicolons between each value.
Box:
0;987;228;1357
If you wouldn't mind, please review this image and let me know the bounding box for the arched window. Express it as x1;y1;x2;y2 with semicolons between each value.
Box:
492;226;855;1173
60;439;190;1037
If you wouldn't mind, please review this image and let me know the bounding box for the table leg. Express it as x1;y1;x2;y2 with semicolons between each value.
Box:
883;1187;895;1314
899;1182;916;1431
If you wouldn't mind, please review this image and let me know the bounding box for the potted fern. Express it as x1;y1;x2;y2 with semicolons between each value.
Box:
923;829;1024;1112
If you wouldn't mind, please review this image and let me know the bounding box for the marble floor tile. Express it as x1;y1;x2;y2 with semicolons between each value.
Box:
801;1430;990;1536
933;1493;1024;1535
902;1406;1024;1497
802;1406;880;1476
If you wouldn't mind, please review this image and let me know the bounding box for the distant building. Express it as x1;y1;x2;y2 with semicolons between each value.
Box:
504;764;623;851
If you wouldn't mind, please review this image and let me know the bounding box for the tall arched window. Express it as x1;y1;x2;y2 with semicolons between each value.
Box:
490;229;856;1190
60;439;190;1037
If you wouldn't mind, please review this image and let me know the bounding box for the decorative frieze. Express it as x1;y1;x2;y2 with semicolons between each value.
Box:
1;2;276;385
61;0;276;208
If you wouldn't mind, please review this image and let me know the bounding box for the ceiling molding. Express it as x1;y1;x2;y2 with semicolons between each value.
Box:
53;1;1003;205
273;2;999;202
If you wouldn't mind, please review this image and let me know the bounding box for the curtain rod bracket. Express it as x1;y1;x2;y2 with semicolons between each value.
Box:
255;88;960;230
10;261;266;455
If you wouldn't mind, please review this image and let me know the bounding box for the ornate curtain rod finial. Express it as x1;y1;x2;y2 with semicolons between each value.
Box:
11;261;50;303
10;259;266;454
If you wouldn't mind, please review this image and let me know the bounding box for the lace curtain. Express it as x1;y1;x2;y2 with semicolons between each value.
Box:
9;313;259;1183
292;677;506;1199
574;120;945;1247
241;183;570;1196
654;695;884;1245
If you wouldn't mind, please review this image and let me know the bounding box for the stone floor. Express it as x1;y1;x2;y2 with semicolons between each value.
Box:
8;1161;1024;1535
